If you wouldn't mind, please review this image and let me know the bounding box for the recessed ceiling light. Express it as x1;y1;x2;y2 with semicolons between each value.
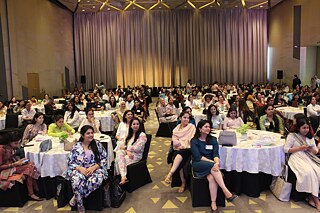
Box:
87;0;90;2
184;5;187;8
82;9;85;11
235;5;238;7
107;8;110;10
92;6;95;8
260;5;263;8
159;6;161;9
210;5;213;7
133;7;136;9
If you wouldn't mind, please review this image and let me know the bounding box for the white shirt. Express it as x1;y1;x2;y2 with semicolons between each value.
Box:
307;104;320;117
126;101;134;110
78;118;101;133
21;108;36;120
64;111;80;129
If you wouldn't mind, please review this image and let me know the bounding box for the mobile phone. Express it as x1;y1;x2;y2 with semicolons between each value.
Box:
100;135;105;139
22;159;30;164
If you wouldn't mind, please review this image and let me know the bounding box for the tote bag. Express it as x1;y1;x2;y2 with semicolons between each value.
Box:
270;165;292;202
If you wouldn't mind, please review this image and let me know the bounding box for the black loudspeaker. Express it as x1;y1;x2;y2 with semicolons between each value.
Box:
80;75;86;84
277;70;283;80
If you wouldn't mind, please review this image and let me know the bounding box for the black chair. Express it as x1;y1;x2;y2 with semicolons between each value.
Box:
125;134;152;193
155;110;176;138
190;170;225;207
5;113;19;129
287;166;308;202
0;182;29;207
71;180;108;211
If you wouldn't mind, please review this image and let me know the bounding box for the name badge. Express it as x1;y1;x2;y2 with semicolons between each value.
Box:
205;145;213;150
137;110;141;113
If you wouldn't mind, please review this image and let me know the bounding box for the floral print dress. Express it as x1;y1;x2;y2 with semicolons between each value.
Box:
114;132;147;177
66;141;107;209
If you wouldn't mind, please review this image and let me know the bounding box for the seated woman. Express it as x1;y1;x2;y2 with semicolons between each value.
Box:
0;132;42;201
66;125;108;213
131;99;146;122
13;100;25;114
259;104;284;134
207;104;223;130
157;98;177;123
0;101;7;116
115;110;134;147
202;93;215;110
164;112;196;192
112;101;127;125
307;96;320;132
42;94;50;105
215;95;230;112
284;115;320;210
114;118;147;185
48;115;75;137
105;96;118;110
22;112;47;146
223;107;244;130
177;106;196;126
78;109;100;134
185;95;198;109
191;120;237;212
64;103;80;130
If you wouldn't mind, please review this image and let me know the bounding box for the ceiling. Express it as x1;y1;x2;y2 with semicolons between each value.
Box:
57;0;284;13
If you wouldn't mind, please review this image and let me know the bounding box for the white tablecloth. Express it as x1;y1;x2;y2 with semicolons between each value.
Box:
276;106;304;120
54;98;66;104
25;133;114;178
214;130;285;176
79;110;115;132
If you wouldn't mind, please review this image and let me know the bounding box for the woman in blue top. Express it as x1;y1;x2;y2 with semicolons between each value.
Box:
176;106;196;126
191;120;237;212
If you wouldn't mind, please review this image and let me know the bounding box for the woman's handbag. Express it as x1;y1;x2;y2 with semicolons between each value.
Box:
63;138;77;151
270;165;292;202
167;142;174;164
218;131;237;146
110;176;126;208
39;139;52;152
56;176;73;208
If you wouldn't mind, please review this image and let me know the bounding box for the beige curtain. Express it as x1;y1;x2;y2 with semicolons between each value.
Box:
74;9;267;89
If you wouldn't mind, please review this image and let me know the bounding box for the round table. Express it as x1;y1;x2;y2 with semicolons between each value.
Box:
79;110;115;132
276;106;304;120
25;133;114;178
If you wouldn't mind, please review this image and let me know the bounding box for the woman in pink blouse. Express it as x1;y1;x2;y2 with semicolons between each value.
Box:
114;118;147;185
22;112;47;146
164;111;196;193
223;107;244;130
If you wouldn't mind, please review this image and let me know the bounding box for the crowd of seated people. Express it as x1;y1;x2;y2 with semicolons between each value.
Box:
2;81;320;212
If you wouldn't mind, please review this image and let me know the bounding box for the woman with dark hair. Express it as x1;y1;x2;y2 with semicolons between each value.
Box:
64;103;80;129
131;99;146;122
114;118;147;185
238;98;253;123
0;132;42;200
177;106;196;126
78;109;100;134
13;100;25;114
207;104;223;130
191;120;237;212
185;95;197;108
223;107;244;130
22;112;47;146
48;115;75;137
115;110;134;139
0;101;7;115
284;116;320;210
164;112;196;192
66;125;108;213
259;104;284;134
105;96;118;110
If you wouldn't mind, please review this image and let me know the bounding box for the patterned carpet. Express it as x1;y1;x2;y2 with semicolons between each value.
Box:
0;99;317;213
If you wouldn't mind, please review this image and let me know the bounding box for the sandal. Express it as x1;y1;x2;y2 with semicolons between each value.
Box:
178;183;186;193
78;206;85;213
119;176;128;185
69;195;76;207
164;172;172;184
29;194;43;201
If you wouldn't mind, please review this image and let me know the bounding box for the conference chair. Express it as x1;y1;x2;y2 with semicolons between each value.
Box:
0;182;29;207
155;110;176;138
125;134;152;193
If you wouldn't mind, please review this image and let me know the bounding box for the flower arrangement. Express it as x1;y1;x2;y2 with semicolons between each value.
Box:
236;124;249;135
59;133;69;142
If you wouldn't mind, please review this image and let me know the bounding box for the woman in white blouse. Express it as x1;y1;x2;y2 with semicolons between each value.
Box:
78;109;100;133
207;104;223;130
307;96;320;132
64;103;80;130
284;115;320;210
185;95;198;109
115;110;134;143
223;107;244;130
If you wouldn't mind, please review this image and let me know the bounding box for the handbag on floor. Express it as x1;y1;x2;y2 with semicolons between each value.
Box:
56;176;73;208
270;165;292;202
110;176;126;208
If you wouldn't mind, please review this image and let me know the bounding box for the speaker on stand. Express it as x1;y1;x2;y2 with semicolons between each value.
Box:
80;75;86;90
277;70;283;83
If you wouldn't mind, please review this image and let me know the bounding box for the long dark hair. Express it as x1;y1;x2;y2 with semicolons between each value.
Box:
109;96;117;108
67;103;77;119
0;131;22;145
265;104;280;133
123;110;134;123
31;112;45;124
294;115;313;139
79;125;101;163
207;104;219;121
226;106;238;118
125;118;144;146
193;120;213;144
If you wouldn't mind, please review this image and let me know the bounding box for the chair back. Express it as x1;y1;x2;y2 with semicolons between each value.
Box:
154;109;159;121
5;114;19;128
86;102;95;110
141;134;152;161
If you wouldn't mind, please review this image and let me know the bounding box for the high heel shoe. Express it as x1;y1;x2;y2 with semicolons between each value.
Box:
211;201;219;213
69;195;76;207
226;194;238;202
164;172;172;184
